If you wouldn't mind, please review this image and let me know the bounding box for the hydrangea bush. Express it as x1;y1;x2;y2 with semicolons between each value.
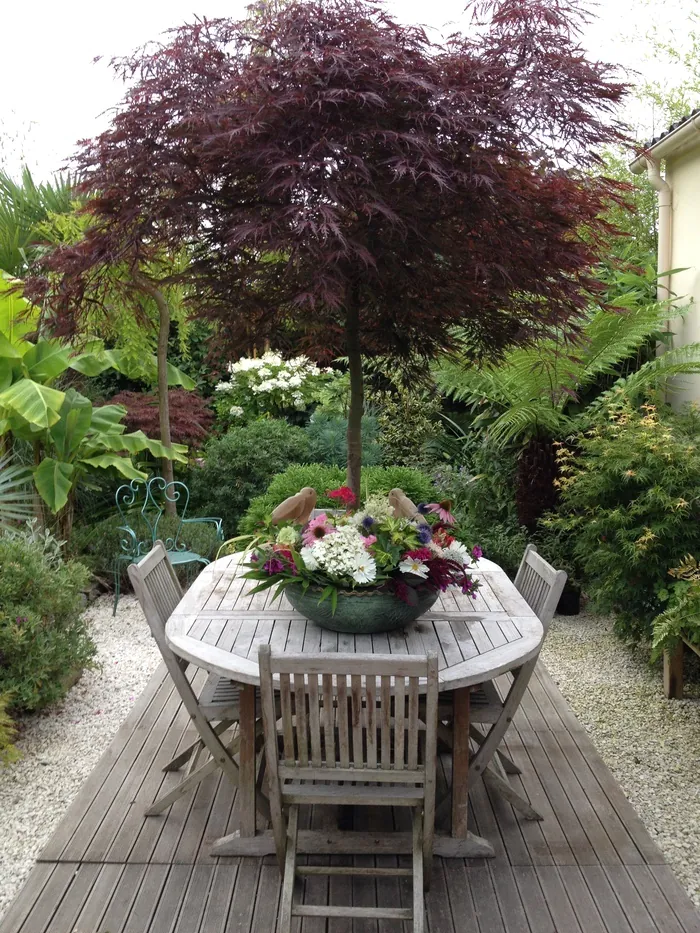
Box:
214;350;337;424
242;488;481;611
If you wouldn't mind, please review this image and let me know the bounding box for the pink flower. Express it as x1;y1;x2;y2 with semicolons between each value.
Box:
426;501;455;524
302;513;337;547
472;545;483;560
363;534;377;547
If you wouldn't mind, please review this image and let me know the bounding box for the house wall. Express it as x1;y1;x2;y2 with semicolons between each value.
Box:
667;146;700;406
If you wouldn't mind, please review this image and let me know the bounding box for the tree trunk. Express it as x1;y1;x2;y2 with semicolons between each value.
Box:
134;273;176;516
345;302;364;503
515;436;559;531
56;490;75;545
32;440;45;529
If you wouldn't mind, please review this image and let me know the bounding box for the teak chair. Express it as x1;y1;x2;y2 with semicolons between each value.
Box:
259;645;438;933
438;544;567;822
128;542;262;817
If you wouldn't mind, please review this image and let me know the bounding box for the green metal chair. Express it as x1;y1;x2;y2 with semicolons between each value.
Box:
113;476;223;614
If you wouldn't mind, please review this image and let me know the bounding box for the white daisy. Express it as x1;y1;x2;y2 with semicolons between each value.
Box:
300;546;319;571
351;556;377;585
399;558;429;579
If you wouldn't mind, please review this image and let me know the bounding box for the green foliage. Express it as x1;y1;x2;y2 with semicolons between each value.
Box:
240;464;438;534
0;452;33;530
0;693;19;765
435;274;700;451
543;399;700;641
371;385;442;466
71;511;221;584
0;167;74;277
305;412;381;466
0;536;94;715
190;419;311;535
432;445;528;576
651;555;700;661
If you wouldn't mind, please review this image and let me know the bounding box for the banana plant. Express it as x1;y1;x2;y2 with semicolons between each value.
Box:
8;387;187;540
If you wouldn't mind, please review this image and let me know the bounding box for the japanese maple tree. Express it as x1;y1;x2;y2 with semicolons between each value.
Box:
28;0;628;499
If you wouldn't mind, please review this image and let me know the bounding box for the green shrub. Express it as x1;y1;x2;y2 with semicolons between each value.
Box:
240;464;438;533
305;413;382;467
0;537;94;715
71;511;222;586
544;399;700;641
433;447;529;576
371;386;442;466
0;693;19;765
189;419;311;535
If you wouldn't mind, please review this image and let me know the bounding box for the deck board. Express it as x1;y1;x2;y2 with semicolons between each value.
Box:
2;661;699;933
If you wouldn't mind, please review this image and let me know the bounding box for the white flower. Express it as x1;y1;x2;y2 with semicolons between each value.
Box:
300;546;319;570
215;381;232;392
351;556;377;585
399;558;429;579
445;540;470;565
229;405;245;417
276;526;300;547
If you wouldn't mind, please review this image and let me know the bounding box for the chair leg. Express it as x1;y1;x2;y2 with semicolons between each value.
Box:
470;724;522;775
163;720;234;772
412;809;425;933
113;562;121;616
483;765;543;821
278;805;298;933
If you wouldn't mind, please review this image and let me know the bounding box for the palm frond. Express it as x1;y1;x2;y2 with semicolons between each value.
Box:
0;452;34;530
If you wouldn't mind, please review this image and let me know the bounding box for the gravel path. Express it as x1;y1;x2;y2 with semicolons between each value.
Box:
0;595;160;923
542;611;700;909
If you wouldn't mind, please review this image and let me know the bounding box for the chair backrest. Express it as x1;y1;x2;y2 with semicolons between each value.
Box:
259;646;438;787
514;544;567;630
116;477;191;559
127;542;192;699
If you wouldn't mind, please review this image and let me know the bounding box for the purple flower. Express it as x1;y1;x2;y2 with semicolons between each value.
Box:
263;557;285;575
362;515;375;531
472;545;483;560
417;525;432;544
417;503;431;515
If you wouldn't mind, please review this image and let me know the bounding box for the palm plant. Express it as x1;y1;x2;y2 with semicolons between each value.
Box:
0;167;74;277
436;266;700;527
0;452;33;531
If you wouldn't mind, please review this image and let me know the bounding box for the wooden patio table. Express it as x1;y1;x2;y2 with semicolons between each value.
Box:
165;554;542;859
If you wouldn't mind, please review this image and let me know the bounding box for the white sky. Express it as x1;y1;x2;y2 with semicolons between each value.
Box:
0;0;695;180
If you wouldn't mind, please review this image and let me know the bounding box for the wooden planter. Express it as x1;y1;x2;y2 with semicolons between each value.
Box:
663;636;700;698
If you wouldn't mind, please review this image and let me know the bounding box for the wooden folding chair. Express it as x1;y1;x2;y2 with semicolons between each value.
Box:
259;645;438;933
438;545;567;822
128;542;264;817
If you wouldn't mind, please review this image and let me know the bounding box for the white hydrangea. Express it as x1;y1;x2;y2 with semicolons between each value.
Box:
229;405;245;417
306;525;376;584
350;493;395;526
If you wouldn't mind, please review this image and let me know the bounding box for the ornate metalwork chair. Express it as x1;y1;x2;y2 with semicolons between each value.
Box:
113;476;223;613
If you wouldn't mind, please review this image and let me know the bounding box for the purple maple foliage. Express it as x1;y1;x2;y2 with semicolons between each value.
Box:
26;0;628;497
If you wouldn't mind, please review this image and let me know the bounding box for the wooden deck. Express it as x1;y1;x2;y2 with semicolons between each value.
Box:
2;661;699;933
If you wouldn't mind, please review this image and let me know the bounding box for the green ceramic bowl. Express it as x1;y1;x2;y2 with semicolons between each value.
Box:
286;585;439;634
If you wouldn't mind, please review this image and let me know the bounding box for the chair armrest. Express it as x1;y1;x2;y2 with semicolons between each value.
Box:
181;516;224;540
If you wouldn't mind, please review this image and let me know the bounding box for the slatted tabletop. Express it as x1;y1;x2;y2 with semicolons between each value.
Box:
166;555;543;693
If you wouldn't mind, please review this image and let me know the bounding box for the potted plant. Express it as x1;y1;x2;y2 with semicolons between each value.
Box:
239;487;482;634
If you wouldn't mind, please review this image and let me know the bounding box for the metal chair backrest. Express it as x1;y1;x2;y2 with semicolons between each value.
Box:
259;647;438;784
116;477;193;560
514;544;567;631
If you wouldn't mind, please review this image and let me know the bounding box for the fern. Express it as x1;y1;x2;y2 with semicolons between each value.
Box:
436;290;696;449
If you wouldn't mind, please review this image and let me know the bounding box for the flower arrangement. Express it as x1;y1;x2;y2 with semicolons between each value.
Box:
242;488;481;613
213;350;338;423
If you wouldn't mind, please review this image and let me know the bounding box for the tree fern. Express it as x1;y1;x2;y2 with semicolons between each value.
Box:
436;282;697;449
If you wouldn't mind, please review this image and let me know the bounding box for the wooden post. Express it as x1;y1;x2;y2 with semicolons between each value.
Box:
663;643;684;699
451;687;470;838
239;683;257;836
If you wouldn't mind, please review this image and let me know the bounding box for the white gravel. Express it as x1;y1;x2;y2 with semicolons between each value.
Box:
0;595;160;923
542;611;700;909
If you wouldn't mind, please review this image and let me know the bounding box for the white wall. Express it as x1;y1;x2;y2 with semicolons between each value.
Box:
667;146;700;406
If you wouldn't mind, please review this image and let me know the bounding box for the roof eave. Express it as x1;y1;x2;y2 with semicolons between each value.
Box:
630;112;700;173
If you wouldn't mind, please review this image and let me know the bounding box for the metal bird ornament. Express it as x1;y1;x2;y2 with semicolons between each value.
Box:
270;487;318;525
388;488;429;525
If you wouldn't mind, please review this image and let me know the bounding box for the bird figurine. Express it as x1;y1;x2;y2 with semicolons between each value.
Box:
270;487;318;525
388;488;428;525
